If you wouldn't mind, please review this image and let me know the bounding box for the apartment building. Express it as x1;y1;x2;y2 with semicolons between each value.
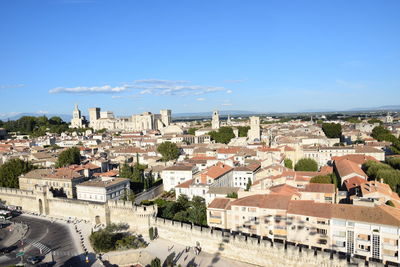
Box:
19;168;85;198
207;196;400;263
232;163;260;189
76;177;130;203
162;164;198;191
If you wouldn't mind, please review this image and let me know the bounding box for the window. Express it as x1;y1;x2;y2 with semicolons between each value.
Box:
317;228;327;235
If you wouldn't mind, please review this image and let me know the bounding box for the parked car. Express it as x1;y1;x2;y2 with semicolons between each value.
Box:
27;256;42;264
0;245;18;254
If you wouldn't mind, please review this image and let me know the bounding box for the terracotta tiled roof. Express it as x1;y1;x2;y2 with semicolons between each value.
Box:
287;200;332;218
217;147;241;154
332;154;378;165
269;184;300;196
93;170;119;177
360;181;400;201
230;194;292;210
301;183;335;194
343;176;367;191
175;178;194;188
258;146;280;152
335;159;367;178
205;162;233;179
208;198;232;209
78;178;129;188
288;201;400;227
164;164;195;171
23;168;84;180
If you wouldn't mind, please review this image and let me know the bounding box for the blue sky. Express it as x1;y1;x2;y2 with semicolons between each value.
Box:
1;0;399;118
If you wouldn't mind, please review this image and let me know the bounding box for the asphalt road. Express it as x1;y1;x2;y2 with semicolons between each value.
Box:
0;214;84;267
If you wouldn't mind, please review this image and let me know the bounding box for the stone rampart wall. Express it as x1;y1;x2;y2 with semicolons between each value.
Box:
150;218;357;267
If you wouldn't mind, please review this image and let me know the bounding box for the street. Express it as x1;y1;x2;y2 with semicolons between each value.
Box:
0;214;83;267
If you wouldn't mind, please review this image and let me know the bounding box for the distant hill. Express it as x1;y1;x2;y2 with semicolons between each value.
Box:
0;113;72;122
173;110;262;118
347;105;400;112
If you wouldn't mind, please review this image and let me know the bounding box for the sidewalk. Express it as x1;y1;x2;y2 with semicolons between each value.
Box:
0;221;28;247
103;237;258;267
21;212;103;266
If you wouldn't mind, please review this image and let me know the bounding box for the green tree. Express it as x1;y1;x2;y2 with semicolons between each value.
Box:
55;147;81;167
284;158;293;169
209;127;235;144
188;196;207;226
0;159;36;188
368;118;383;125
150;258;161;267
226;192;238;198
245;178;252;191
187;127;198;135
294;158;318;172
386;157;400;170
120;163;134;178
157;142;180;161
310;175;332;184
149;227;154;240
322;123;342;138
237;126;250;137
386;200;395;207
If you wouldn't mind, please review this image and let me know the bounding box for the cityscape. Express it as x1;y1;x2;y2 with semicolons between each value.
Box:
1;1;400;267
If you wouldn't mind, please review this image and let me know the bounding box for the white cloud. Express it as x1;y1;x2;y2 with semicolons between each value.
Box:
133;79;189;85
51;79;230;98
37;110;49;114
222;103;233;106
0;112;21;119
336;80;366;89
127;79;229;97
49;85;130;94
196;98;206;101
0;84;25;90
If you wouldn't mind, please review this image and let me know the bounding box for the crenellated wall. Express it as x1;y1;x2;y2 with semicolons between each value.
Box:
150;218;376;267
0;186;385;266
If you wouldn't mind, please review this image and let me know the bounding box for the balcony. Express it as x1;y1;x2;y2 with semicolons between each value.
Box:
382;242;398;251
209;218;222;224
356;238;371;244
382;254;398;262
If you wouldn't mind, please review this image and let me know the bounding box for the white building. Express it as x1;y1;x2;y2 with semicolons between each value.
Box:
76;177;130;203
212;110;220;130
70;104;87;128
232;164;260;189
162;164;199;191
248;116;261;142
88;107;172;132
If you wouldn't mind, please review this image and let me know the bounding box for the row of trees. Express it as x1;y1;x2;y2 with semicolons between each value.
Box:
371;126;400;154
362;160;400;195
151;195;207;226
0;115;70;137
0;159;36;188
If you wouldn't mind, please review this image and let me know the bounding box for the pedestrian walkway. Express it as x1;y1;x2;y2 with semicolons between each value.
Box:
24;238;52;255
